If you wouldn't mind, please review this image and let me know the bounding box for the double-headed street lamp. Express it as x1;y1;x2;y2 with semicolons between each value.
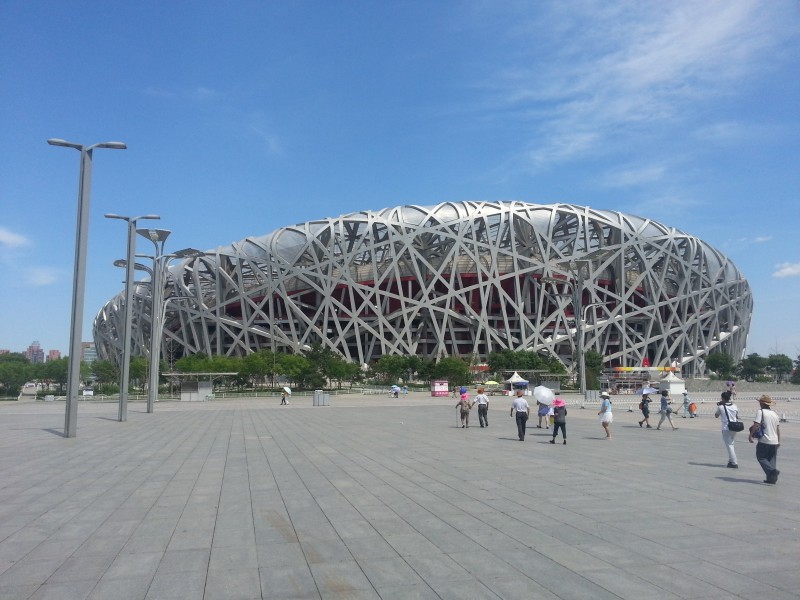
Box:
135;231;204;414
105;214;160;422
47;138;126;438
545;248;616;396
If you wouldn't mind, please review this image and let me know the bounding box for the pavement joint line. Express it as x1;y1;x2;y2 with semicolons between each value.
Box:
0;393;797;599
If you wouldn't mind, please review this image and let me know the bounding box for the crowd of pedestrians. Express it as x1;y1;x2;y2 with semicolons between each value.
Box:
454;383;783;485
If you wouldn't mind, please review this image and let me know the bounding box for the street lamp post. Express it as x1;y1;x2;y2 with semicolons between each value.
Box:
547;249;616;396
136;235;203;414
47;138;126;438
136;229;171;414
105;214;160;422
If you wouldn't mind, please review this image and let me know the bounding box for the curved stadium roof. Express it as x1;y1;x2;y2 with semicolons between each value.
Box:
94;201;752;375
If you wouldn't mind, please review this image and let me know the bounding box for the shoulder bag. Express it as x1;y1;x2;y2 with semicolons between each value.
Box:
723;405;744;432
750;410;765;439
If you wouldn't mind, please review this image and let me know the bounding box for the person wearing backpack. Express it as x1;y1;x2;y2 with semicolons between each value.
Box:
749;395;781;484
549;398;567;445
714;390;741;468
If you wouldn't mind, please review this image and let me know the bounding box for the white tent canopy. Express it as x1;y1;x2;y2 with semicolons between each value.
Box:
504;372;528;384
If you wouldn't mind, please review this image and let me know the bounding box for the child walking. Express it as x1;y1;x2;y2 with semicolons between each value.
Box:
549;398;567;444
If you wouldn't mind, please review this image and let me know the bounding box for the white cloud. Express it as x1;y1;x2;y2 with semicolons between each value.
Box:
0;227;30;248
600;163;668;188
488;0;789;167
773;262;800;278
23;267;59;287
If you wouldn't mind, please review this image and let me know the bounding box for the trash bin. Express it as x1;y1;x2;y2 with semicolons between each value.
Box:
313;389;323;406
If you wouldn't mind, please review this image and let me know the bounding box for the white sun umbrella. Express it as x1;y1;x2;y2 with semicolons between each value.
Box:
283;386;292;395
635;386;658;395
532;385;555;406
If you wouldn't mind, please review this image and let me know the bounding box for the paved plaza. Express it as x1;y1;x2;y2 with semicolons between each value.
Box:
0;393;797;599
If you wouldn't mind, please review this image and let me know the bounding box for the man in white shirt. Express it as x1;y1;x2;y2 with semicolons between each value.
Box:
510;389;530;441
749;395;781;484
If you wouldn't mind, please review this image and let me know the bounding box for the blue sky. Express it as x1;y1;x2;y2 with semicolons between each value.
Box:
1;1;799;360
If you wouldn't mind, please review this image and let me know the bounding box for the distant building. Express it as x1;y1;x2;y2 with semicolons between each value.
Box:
25;341;45;364
81;342;98;364
0;349;9;355
47;349;61;362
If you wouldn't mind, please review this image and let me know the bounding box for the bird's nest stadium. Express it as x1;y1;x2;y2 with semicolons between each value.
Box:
94;201;752;376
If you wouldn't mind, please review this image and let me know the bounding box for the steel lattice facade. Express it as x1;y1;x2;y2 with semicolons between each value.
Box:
93;201;752;375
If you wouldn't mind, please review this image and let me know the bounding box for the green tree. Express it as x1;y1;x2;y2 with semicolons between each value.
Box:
583;350;604;391
92;360;119;384
372;355;408;383
174;353;211;373
792;354;800;385
0;354;31;396
767;353;794;383
736;353;768;381
280;354;313;388
240;350;272;387
327;358;362;389
129;357;148;390
706;352;735;378
42;357;70;393
433;357;471;387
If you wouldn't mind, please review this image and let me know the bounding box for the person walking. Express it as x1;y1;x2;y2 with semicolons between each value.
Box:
280;391;288;405
536;400;550;429
598;391;613;439
638;393;652;428
510;389;530;441
549;398;567;445
456;392;472;428
681;391;691;418
714;390;741;468
475;387;489;428
656;390;678;431
749;395;781;484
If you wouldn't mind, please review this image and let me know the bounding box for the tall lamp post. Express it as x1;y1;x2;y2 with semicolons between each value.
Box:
547;248;616;396
105;214;159;422
135;232;203;414
47;138;126;438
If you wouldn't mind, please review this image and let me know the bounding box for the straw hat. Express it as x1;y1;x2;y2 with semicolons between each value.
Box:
757;394;775;407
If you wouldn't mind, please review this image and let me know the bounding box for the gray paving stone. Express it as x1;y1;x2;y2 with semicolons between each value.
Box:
1;395;798;600
144;569;206;600
155;549;210;574
87;576;152;600
27;579;96;600
258;564;318;598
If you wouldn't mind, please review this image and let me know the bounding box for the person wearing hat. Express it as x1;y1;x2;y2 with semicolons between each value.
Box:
598;391;613;439
510;389;530;441
456;391;472;428
550;398;567;444
749;395;781;484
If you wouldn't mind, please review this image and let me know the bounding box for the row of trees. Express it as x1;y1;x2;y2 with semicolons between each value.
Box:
4;347;797;398
705;352;799;383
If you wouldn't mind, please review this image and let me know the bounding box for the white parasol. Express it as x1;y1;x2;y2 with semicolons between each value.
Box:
283;386;292;395
532;385;555;406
